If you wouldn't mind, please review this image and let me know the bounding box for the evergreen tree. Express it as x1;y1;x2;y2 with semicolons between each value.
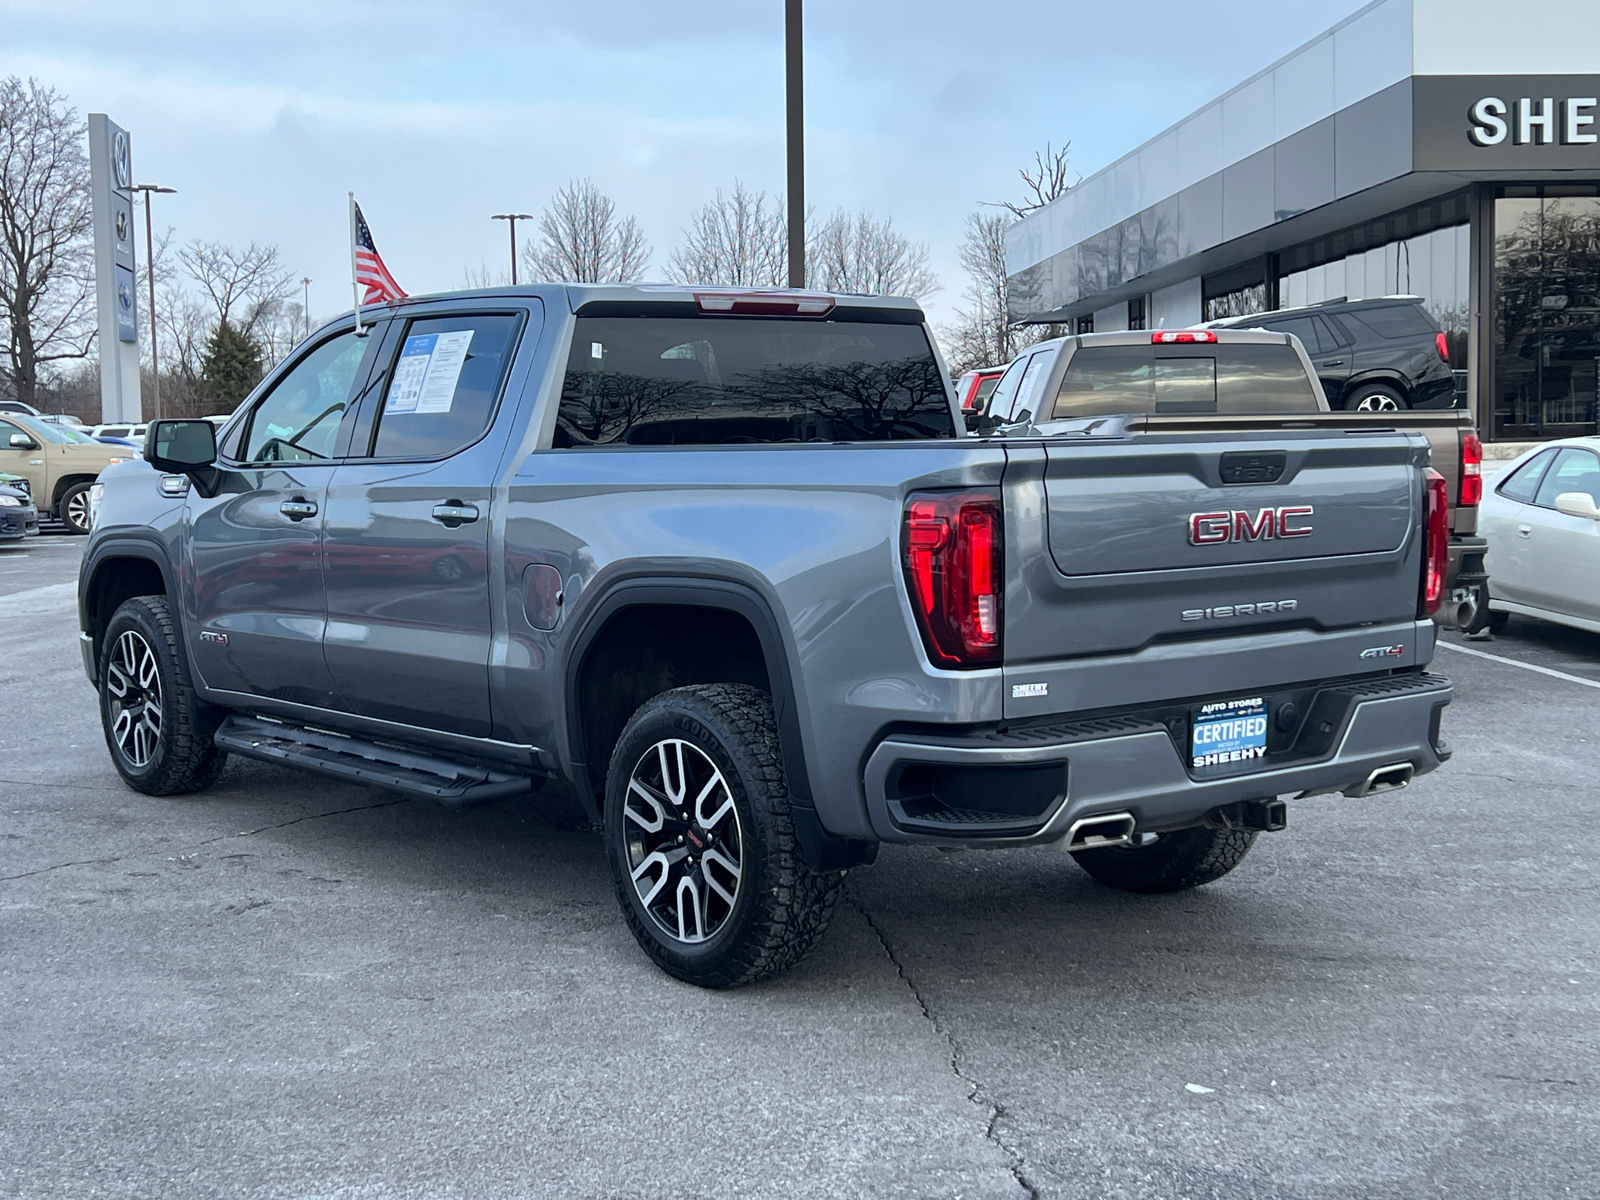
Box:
199;319;262;410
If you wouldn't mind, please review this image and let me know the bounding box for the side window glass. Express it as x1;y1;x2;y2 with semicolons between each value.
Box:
985;355;1029;420
1313;315;1346;350
1268;317;1323;356
1014;348;1059;420
1498;450;1554;503
367;314;522;458
241;331;368;462
1533;448;1600;509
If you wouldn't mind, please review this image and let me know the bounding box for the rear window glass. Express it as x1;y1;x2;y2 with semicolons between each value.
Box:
1345;305;1437;340
554;316;952;446
1051;344;1318;418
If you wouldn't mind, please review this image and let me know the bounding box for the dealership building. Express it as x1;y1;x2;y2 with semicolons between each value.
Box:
1005;0;1600;442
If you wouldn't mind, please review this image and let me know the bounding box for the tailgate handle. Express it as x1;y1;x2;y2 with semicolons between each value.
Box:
1218;450;1288;486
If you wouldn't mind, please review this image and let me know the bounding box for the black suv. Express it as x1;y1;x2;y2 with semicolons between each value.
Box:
1208;296;1457;412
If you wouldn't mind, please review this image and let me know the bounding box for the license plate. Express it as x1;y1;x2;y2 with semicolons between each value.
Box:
1191;697;1269;769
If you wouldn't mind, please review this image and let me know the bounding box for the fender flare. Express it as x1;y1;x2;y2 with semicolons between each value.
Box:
79;534;180;678
560;571;876;871
1341;372;1411;407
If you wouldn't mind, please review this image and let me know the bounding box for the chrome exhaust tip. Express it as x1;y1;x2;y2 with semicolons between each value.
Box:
1343;761;1415;798
1061;811;1136;852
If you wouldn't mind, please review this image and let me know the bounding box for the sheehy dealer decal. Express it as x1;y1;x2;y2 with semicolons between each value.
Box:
385;330;475;415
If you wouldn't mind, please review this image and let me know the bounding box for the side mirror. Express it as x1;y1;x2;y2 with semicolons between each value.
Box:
145;420;219;493
8;432;38;450
1553;491;1600;521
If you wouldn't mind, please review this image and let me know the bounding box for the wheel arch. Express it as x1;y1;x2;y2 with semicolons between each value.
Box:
1342;371;1411;406
81;538;180;681
560;573;875;872
51;472;101;511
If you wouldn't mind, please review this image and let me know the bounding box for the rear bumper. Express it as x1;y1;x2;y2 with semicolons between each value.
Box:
861;671;1452;846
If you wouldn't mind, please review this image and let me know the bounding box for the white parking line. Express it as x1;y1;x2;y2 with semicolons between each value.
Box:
1436;640;1600;691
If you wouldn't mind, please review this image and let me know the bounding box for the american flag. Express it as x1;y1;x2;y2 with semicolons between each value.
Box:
353;201;407;304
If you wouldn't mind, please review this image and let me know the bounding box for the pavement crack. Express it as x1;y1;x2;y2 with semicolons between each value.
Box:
0;855;121;882
848;892;1040;1200
221;796;414;839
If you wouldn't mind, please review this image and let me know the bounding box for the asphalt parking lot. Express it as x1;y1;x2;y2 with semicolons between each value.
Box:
2;532;1597;1200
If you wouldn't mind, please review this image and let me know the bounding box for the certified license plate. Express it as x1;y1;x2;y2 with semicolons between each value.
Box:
1191;696;1269;769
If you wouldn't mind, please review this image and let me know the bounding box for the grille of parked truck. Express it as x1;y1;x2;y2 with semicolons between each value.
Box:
78;285;1454;987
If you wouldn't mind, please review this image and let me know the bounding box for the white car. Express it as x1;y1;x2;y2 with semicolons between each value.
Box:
1479;436;1600;635
88;422;149;442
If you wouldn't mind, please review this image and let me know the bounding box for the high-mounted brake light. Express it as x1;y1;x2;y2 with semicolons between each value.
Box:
1459;432;1483;507
903;490;1002;668
694;290;835;316
1435;331;1450;363
1152;330;1217;344
1421;467;1449;617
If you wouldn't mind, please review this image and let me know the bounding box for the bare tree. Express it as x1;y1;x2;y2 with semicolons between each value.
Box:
808;209;939;300
524;178;650;284
991;142;1074;220
667;181;789;287
462;262;509;289
179;239;294;340
941;211;1020;372
0;77;94;407
253;297;306;369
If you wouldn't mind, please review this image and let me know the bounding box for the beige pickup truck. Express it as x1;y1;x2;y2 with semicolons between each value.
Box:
0;413;133;534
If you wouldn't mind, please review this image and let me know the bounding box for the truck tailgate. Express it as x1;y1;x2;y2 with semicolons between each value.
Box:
1001;428;1430;719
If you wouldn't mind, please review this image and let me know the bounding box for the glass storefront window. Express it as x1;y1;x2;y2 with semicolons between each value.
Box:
1494;190;1600;441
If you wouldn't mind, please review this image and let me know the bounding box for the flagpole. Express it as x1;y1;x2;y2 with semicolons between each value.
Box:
348;192;364;337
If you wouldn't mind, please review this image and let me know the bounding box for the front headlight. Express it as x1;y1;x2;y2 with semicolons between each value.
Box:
0;495;21;508
87;482;104;530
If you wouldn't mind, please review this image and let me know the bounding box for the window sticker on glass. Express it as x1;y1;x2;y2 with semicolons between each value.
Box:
385;330;476;415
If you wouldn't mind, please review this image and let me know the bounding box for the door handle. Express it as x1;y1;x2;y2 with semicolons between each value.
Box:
1518;524;1532;538
1318;359;1345;368
280;498;318;521
431;501;480;527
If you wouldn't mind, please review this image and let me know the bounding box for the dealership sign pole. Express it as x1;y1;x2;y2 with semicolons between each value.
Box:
88;114;143;424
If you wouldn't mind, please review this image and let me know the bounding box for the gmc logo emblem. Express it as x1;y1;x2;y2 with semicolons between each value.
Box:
1189;506;1313;545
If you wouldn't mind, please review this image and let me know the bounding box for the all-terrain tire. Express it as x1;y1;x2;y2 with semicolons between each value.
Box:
99;595;228;796
1071;826;1257;894
57;481;94;534
604;683;842;988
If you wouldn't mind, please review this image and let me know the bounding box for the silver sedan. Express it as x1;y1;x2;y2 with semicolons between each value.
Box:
1480;436;1600;635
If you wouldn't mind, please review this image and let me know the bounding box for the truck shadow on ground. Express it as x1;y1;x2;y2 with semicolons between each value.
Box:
187;754;1344;999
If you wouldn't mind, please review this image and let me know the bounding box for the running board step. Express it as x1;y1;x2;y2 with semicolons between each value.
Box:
214;714;539;806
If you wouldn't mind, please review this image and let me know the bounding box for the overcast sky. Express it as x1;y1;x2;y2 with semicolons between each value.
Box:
3;0;1372;329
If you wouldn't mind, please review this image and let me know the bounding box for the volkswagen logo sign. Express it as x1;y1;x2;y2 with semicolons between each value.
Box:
112;130;130;189
114;209;129;243
118;279;134;311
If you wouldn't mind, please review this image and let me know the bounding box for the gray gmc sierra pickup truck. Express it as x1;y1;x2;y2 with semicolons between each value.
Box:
79;286;1454;987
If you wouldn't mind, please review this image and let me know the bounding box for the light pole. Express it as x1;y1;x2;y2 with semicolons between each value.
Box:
786;0;805;289
492;213;533;285
300;277;313;341
131;182;176;419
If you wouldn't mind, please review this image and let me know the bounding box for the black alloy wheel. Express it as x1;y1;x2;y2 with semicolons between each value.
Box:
99;595;228;795
604;683;841;988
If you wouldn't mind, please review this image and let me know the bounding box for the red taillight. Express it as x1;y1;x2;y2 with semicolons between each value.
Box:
1421;467;1449;616
903;490;1002;668
1152;330;1217;344
694;290;835;316
1435;331;1450;363
1459;432;1483;507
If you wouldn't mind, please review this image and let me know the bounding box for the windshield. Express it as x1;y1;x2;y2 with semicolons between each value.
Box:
555;315;954;445
12;414;84;444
